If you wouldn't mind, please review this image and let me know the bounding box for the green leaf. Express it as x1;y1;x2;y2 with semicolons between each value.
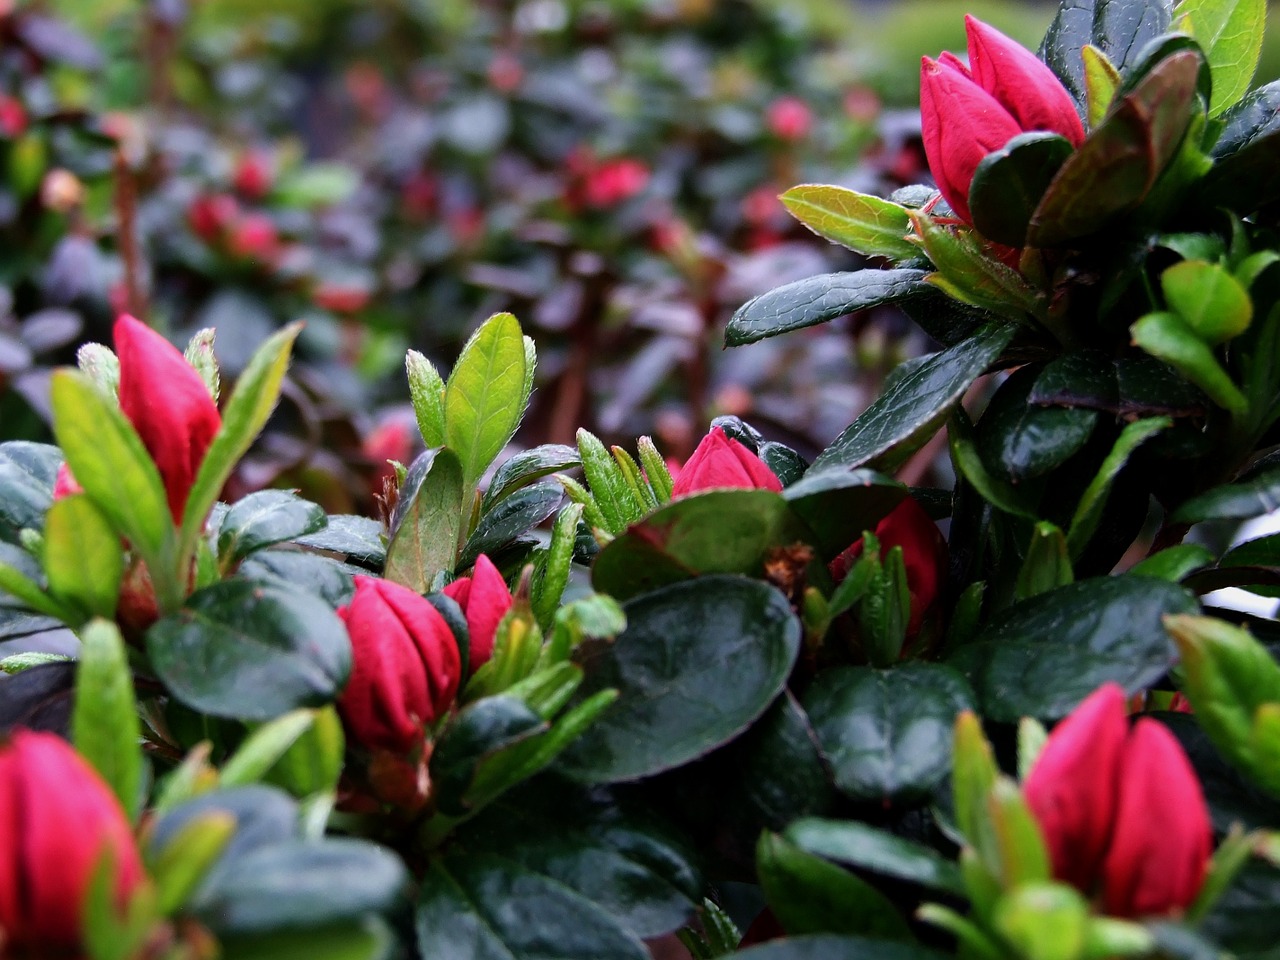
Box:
533;503;583;631
0;651;72;674
950;408;1038;519
192;838;408;936
1030;349;1207;418
1130;311;1246;413
0;543;62;619
272;163;359;207
730;935;949;960
1203;81;1280;210
1176;0;1265;116
801;663;975;805
577;429;642;533
263;706;345;798
445;313;528;491
782;469;906;560
725;270;932;347
181;324;301;572
1065;416;1170;558
1083;44;1123;128
431;695;547;815
987;778;1053;888
757;832;913;940
384;448;465;593
147;579;351;721
780;185;918;261
49;370;171;566
459;481;562;569
294;515;386;568
0;441;61;540
217;491;327;566
1028;50;1202;247
561;576;800;783
977;364;1099;483
149;810;236;915
482;444;581;514
1172;466;1280;522
406;350;447;448
812;323;1016;472
968;133;1074;248
219;921;393;960
43;495;122;622
1039;0;1175;104
1161;259;1253;344
220;710;317;787
455;782;702;939
993;882;1089;960
1166;614;1280;795
784;818;965;895
590;490;798;601
1015;523;1074;602
1128;543;1215;580
909;214;1041;319
416;856;648;960
73;619;143;819
948;576;1198;721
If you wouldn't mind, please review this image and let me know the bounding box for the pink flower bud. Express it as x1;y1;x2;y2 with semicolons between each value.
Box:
584;158;650;208
766;96;813;141
338;576;462;754
187;193;239;243
443;554;513;668
232;151;273;200
0;95;27;139
920;16;1082;225
669;427;783;498
52;462;82;500
0;731;145;953
227;213;281;265
829;496;948;637
1023;683;1128;892
114;315;222;523
314;282;373;314
1101;719;1212;918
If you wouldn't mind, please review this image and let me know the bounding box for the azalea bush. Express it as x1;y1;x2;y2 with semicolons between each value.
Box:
5;0;1280;958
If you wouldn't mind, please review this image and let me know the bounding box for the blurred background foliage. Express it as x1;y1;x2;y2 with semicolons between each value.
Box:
4;0;1278;516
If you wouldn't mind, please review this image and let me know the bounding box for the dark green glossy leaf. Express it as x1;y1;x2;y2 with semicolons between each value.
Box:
590;490;798;601
293;515;386;568
385;448;465;593
459;481;562;569
1204;80;1280;211
725;270;931;347
948;576;1198;721
969;133;1074;247
561;576;800;783
731;935;948;960
978;366;1098;483
1028;50;1201;247
1173;467;1280;523
1200;859;1280;959
416;855;648;960
782;469;906;559
457;782;702;939
1161;713;1280;834
812;324;1015;472
802;664;975;805
1029;350;1207;417
240;552;357;608
0;441;61;540
0;662;76;734
784;818;965;895
1039;0;1174;103
899;289;992;348
431;696;547;816
758;442;808;487
218;491;327;565
757;832;912;939
147;579;352;721
482;444;581;514
193;838;408;936
149;786;299;870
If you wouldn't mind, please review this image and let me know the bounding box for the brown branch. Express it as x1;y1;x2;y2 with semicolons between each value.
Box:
114;150;148;321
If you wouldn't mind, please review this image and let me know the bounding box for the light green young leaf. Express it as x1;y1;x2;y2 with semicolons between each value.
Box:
781;184;918;261
73;619;143;820
44;495;123;622
1176;0;1266;116
406;349;447;448
444;313;528;491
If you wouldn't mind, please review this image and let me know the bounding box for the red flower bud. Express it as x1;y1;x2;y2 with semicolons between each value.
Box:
1101;718;1212;918
443;554;513;668
0;730;145;953
584;158;650;208
314;282;373;314
1024;683;1128;892
668;427;783;498
52;462;82;500
829;496;948;637
337;576;462;754
187;193;239;243
114;315;222;522
232;151;272;200
227;213;281;265
0;95;27;139
920;16;1082;224
766;96;813;141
